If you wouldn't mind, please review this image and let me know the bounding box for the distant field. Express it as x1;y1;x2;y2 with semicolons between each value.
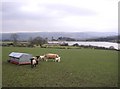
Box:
2;47;118;87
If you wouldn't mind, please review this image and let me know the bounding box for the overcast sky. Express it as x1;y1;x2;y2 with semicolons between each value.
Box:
1;0;119;33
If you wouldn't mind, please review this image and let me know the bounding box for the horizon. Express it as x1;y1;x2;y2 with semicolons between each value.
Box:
1;31;118;34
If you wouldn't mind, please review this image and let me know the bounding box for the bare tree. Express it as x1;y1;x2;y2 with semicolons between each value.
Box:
28;36;47;47
10;33;19;46
28;37;34;47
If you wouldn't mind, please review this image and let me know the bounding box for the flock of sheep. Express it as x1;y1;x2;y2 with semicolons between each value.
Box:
30;53;61;68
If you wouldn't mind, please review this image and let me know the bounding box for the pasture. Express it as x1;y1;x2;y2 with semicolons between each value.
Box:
2;47;118;87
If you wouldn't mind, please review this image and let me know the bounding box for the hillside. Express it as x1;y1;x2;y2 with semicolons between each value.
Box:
1;32;117;41
85;35;120;43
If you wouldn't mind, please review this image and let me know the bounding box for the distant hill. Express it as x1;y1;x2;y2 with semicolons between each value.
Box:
85;35;120;43
1;32;118;41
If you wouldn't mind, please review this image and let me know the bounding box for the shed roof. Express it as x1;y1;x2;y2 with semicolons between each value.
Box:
9;52;31;58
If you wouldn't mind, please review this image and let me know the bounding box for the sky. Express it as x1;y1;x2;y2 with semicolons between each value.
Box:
1;0;119;33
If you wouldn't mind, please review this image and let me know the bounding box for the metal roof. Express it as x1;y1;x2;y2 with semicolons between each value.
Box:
9;52;31;58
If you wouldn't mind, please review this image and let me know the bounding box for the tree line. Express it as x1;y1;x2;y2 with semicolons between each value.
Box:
85;35;120;43
2;33;120;44
2;33;47;47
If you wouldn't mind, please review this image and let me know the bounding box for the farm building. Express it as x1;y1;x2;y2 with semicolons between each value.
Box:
8;52;32;65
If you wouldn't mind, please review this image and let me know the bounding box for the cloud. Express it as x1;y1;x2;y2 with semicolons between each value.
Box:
1;0;118;33
2;2;96;20
2;1;96;32
45;4;97;16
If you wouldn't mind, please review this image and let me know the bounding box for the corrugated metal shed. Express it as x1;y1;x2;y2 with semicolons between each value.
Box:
9;52;30;58
8;52;32;65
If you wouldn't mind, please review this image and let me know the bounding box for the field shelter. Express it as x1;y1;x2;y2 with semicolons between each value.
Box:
8;52;32;65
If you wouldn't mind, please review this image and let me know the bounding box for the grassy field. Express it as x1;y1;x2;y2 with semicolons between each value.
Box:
2;47;118;87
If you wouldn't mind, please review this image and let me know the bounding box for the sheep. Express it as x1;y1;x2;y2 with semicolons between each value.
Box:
30;57;38;68
39;55;45;61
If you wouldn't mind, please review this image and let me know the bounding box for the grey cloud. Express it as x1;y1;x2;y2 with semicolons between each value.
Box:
2;2;62;21
2;2;97;33
2;2;24;14
2;2;97;21
2;2;48;20
2;2;66;32
45;4;97;16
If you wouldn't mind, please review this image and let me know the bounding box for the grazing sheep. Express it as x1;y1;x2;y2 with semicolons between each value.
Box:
32;59;37;66
35;56;41;64
39;55;45;61
30;57;38;68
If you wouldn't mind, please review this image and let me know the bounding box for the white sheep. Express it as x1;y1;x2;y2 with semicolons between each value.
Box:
39;55;45;61
30;57;37;68
32;59;37;65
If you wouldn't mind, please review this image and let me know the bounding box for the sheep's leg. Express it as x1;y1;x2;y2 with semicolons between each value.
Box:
36;61;38;65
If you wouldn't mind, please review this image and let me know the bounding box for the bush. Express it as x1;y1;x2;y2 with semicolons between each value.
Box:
60;43;68;46
109;46;115;50
73;43;79;46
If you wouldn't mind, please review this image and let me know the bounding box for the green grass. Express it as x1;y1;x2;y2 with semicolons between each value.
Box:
2;47;118;87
